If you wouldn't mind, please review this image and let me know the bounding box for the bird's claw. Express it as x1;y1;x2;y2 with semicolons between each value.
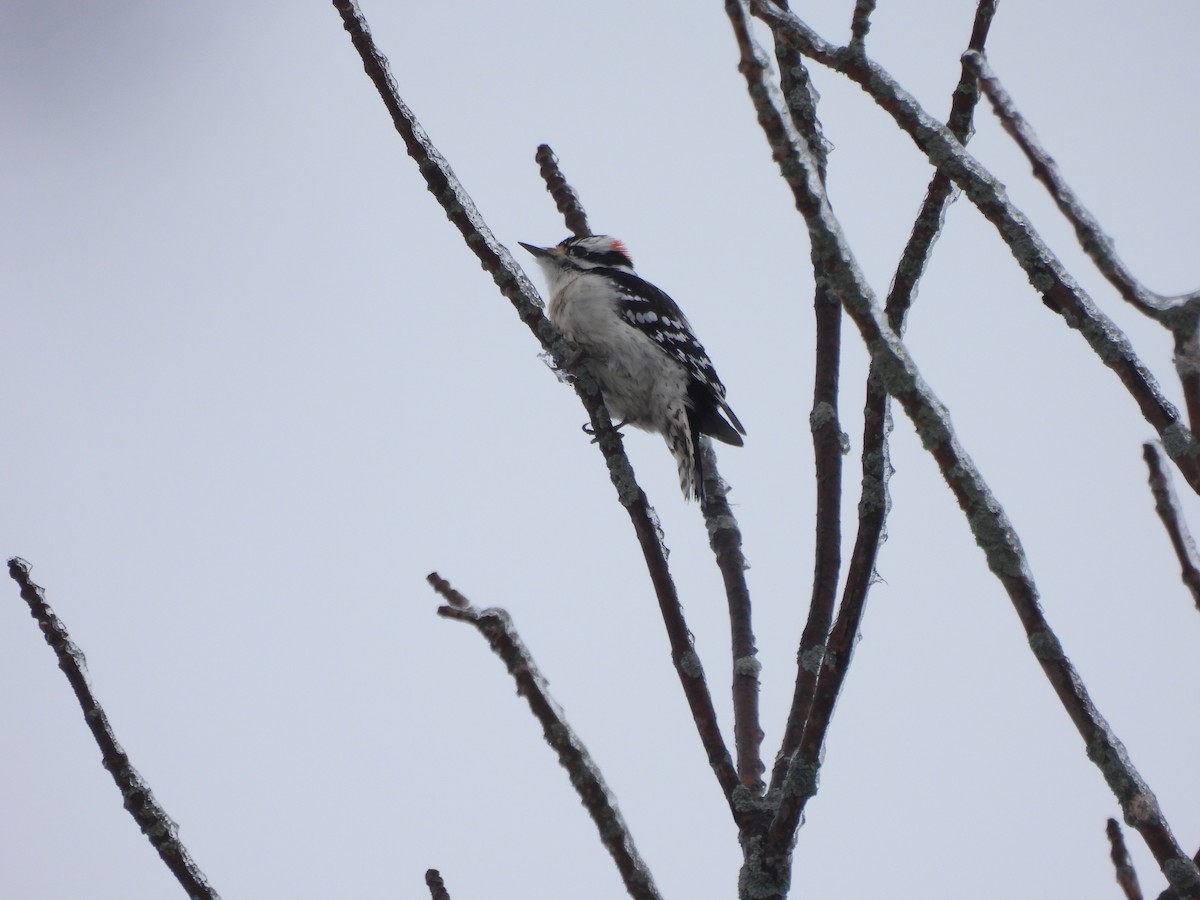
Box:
582;418;627;444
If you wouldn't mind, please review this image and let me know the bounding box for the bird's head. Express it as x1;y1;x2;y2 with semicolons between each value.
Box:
518;235;635;275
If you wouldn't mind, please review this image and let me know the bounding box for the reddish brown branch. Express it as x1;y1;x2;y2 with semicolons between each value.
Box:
428;573;663;900
1108;819;1145;900
1143;443;1200;611
7;558;220;900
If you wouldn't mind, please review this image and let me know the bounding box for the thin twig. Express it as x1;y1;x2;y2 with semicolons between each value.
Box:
332;0;741;812
724;8;1200;896
1108;818;1145;900
535;144;590;238
751;0;1200;498
885;0;996;325
1143;443;1200;611
1172;330;1200;443
7;558;220;900
428;573;663;900
425;869;452;900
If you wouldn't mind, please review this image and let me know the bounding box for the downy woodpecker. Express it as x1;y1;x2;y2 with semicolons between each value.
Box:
519;235;745;502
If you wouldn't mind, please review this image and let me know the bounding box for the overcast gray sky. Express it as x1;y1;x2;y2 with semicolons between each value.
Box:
4;2;1199;898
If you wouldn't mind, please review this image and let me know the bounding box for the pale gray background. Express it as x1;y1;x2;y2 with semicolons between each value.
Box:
3;2;1199;898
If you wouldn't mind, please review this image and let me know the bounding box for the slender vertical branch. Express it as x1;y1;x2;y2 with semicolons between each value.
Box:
7;558;220;900
776;0;1000;794
1143;443;1200;611
759;35;846;788
1107;819;1145;900
1172;329;1200;441
849;0;876;48
758;0;848;793
429;573;664;900
886;0;996;318
535;144;591;238
700;442;765;791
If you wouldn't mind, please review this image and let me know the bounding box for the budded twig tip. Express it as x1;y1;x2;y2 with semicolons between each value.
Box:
535;144;591;238
1107;818;1145;900
425;868;452;900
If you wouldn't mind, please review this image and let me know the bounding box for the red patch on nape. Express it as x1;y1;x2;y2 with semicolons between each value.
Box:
610;239;633;265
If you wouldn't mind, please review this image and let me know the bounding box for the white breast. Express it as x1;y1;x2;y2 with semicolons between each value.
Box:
549;271;688;434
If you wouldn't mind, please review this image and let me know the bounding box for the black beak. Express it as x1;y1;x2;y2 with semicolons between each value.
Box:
518;241;551;258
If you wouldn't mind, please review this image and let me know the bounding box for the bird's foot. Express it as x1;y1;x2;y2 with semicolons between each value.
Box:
583;418;627;443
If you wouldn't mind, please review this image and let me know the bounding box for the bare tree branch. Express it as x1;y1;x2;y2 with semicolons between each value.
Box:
886;0;997;324
7;558;220;900
962;50;1200;435
775;135;846;792
428;573;663;900
535;144;591;238
849;0;876;48
1159;848;1200;900
770;0;829;182
723;7;1200;895
773;0;1000;794
962;51;1200;318
332;0;742;812
1172;330;1200;444
699;441;765;791
756;1;850;806
1108;819;1145;900
1143;443;1200;611
425;868;452;900
751;0;1200;497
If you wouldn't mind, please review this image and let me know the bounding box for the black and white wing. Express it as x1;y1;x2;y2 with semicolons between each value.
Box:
605;268;746;446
